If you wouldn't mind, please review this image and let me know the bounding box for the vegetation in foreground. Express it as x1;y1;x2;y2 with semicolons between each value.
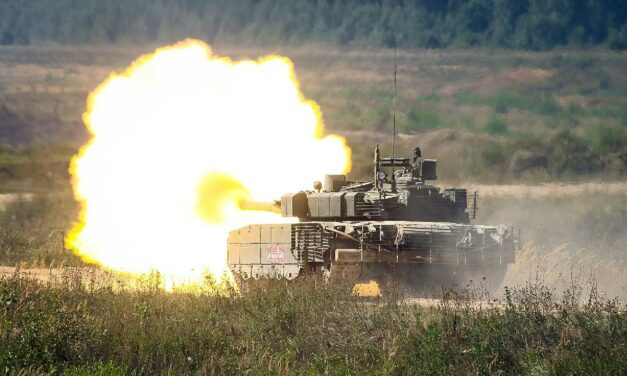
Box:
0;270;625;375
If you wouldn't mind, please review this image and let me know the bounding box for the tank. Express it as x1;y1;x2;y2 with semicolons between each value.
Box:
227;145;518;292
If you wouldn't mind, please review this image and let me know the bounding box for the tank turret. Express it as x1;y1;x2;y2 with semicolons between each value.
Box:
242;145;476;224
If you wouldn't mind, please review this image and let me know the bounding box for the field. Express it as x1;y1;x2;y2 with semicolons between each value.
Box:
0;181;625;374
0;44;626;374
0;45;626;186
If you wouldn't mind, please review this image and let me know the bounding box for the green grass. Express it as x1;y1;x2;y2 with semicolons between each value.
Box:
0;270;624;375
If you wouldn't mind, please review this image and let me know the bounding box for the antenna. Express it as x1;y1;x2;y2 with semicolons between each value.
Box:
392;46;398;183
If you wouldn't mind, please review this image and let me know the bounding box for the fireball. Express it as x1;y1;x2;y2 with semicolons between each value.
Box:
66;40;350;287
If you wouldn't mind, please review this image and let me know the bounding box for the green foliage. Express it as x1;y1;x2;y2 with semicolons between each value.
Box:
484;117;508;135
421;92;440;103
493;94;510;113
607;24;627;50
403;108;441;132
366;107;392;132
484;91;564;117
547;130;603;175
61;362;131;376
481;143;506;166
453;90;482;106
589;126;627;154
0;0;625;49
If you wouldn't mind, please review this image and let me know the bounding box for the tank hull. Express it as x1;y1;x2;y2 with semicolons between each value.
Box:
227;221;515;288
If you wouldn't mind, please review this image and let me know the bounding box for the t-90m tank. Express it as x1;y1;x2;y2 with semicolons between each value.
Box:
228;145;517;291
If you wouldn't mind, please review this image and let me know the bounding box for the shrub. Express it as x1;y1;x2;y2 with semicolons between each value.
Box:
484;117;508;135
493;94;511;113
454;90;482;106
365;107;391;132
403;108;441;132
422;92;440;103
535;96;562;116
481;143;505;166
590;126;626;154
547;130;603;175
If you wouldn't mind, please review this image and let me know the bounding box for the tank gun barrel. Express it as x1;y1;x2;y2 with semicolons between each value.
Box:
239;200;281;214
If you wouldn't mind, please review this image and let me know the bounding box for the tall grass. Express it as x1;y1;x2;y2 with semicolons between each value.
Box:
0;270;624;375
0;193;84;268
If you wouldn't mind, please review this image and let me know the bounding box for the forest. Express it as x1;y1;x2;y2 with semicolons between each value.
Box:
1;0;627;50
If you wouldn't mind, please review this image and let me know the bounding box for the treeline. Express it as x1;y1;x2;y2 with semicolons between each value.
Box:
1;0;627;50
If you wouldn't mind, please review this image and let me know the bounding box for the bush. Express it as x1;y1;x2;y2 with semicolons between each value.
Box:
484;117;508;135
607;24;627;50
364;107;391;132
590;126;626;154
403;108;441;133
454;90;482;106
421;92;440;103
481;143;505;166
535;96;562;116
547;131;603;175
493;94;511;114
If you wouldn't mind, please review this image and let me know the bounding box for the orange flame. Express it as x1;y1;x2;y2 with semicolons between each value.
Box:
66;40;351;288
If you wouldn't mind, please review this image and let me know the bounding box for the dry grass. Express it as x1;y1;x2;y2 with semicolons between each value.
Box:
0;45;625;183
0;268;624;375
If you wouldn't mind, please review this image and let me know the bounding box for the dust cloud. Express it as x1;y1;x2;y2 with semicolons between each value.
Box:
473;183;626;300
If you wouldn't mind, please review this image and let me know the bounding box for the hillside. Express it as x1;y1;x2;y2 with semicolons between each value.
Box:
0;45;625;187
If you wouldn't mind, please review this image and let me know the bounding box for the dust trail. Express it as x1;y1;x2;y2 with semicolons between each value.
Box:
474;184;627;300
501;243;626;301
463;182;627;199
